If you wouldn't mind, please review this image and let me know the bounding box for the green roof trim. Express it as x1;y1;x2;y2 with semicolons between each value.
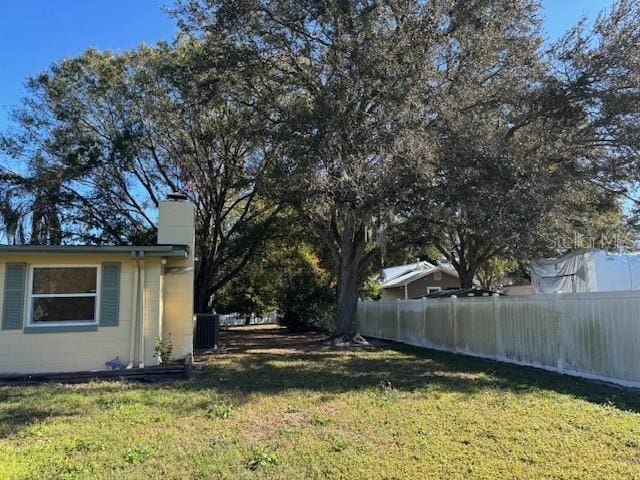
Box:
0;244;189;257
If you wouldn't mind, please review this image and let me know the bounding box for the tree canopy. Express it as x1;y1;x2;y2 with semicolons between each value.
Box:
176;0;451;340
1;0;639;336
1;42;280;312
404;0;638;288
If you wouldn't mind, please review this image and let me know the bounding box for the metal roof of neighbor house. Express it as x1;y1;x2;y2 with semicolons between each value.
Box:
381;264;460;288
0;244;189;257
381;261;435;282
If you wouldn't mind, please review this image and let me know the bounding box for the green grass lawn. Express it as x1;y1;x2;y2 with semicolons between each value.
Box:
2;326;640;479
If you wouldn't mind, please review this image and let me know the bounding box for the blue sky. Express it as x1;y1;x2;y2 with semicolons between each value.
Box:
0;0;614;132
0;0;176;131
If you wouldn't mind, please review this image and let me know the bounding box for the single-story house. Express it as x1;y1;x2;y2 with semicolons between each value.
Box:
0;194;195;374
380;261;473;300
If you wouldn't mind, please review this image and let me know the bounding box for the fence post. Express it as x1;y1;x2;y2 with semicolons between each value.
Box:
362;299;367;334
421;297;427;346
555;291;565;373
378;300;383;338
494;293;502;359
451;295;458;352
213;313;220;350
396;298;401;340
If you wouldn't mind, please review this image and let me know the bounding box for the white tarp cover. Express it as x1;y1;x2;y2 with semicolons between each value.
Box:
531;249;640;294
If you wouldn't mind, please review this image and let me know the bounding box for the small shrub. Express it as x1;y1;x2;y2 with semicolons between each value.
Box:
311;413;331;427
67;438;105;453
17;425;45;438
331;436;348;452
247;446;280;470
153;336;173;363
279;267;335;332
207;403;234;419
124;446;153;464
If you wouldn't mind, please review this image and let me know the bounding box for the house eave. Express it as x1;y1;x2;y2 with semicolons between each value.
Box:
0;244;189;258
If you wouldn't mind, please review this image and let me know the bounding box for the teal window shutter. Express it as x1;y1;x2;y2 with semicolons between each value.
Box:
100;262;121;326
2;263;26;330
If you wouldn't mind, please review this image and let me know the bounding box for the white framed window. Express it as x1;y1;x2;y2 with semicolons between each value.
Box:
427;286;442;294
27;265;100;327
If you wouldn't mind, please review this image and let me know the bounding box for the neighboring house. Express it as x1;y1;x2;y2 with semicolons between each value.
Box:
0;195;195;374
380;261;466;300
531;248;640;294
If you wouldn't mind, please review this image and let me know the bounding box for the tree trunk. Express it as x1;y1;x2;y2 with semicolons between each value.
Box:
314;212;373;345
335;256;360;340
194;257;214;313
447;250;477;290
195;281;212;314
459;270;475;289
333;231;371;345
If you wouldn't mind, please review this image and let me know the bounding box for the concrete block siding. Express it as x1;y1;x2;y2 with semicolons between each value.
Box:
0;255;147;373
0;198;195;375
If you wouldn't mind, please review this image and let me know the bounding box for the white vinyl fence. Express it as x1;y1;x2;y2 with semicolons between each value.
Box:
218;312;281;327
358;291;640;388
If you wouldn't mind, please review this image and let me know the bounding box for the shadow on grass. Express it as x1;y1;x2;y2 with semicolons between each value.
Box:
0;404;75;438
196;326;640;413
197;345;640;413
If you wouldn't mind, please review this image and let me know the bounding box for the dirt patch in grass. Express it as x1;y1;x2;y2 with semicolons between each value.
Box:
215;324;336;354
